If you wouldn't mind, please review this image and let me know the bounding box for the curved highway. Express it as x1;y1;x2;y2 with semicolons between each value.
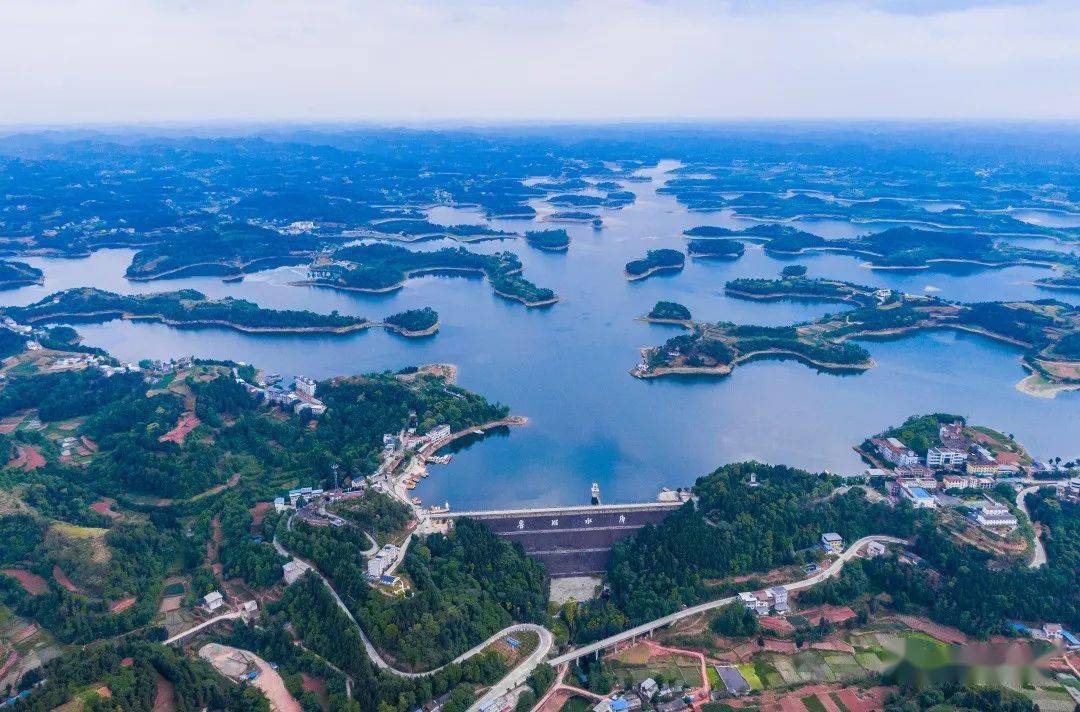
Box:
469;535;906;712
278;515;904;707
1016;485;1048;568
274;520;552;678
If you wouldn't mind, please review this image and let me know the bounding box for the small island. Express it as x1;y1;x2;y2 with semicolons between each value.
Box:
0;260;44;290
687;239;745;259
644;301;692;324
383;307;440;337
547;211;601;227
625;249;686;281
524;229;570;252
633;276;1080;396
1;287;439;338
683;224;1080;272
304;243;558;307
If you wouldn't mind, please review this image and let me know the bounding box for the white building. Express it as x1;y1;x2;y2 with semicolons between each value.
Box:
927;447;967;468
872;437;919;468
738;592;770;616
282;560;310;585
975;501;1019;530
294;376;317;399
427;424;452;443
866;541;887;558
821;532;844;554
767;586;789;614
203;591;224;612
901;485;938;509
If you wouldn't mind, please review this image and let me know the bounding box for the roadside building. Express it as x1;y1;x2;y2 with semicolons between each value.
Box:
203;591;224;612
767;586;790;614
738;591;770;616
866;541;887;558
282;560;309;585
942;475;970;490
974;500;1018;530
821;532;844;554
900;485;937;509
294;376;317;399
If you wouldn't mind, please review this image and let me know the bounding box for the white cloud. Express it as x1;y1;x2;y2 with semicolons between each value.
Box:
0;0;1077;124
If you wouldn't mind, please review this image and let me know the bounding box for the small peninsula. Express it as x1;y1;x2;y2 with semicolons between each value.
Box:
625;249;686;281
125;222;316;281
304;243;558;307
1;287;440;338
634;276;1080;396
1034;270;1080;293
0;260;44;289
368;218;516;243
524;229;571;252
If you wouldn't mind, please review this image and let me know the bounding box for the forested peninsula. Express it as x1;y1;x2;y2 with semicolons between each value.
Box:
2;287;440;337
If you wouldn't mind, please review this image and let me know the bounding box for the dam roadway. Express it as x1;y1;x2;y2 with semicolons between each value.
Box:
427;501;685;576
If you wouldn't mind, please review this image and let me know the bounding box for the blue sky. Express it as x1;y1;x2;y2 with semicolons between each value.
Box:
1;0;1077;124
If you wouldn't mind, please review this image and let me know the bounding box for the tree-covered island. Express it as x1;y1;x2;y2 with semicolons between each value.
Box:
633;277;1080;396
686;238;745;259
644;301;692;323
303;243;558;307
524;229;570;252
624;249;685;281
1;287;440;338
0;259;44;289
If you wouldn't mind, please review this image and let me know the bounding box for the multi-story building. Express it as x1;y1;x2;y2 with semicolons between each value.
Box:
901;485;937;509
927;447;967;468
871;437;919;467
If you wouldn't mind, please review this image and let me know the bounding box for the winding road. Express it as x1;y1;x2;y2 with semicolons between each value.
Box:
1016;485;1048;568
275;518;904;710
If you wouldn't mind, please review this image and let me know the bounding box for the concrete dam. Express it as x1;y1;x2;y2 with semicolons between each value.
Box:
427;493;686;577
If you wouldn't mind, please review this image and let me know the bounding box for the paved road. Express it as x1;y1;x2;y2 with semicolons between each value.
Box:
1016;486;1048;568
546;535;908;667
467;625;554;712
165;611;246;645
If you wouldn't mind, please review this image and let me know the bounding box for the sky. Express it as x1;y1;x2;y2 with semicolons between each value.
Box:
1;0;1078;125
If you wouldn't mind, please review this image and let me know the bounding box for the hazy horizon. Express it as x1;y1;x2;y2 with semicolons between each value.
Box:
3;0;1079;125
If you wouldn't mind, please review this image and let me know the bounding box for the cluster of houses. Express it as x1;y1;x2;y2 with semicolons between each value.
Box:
591;675;701;712
234;370;327;416
738;586;790;617
871;422;1023;479
1011;622;1080;651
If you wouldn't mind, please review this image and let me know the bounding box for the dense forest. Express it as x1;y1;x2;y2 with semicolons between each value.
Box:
282;517;548;671
646;301;691;321
562;462;918;642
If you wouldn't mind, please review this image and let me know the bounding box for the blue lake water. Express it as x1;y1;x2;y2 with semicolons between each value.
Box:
3;164;1078;509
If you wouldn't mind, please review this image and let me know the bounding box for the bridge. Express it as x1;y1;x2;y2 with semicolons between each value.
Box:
428;500;685;576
